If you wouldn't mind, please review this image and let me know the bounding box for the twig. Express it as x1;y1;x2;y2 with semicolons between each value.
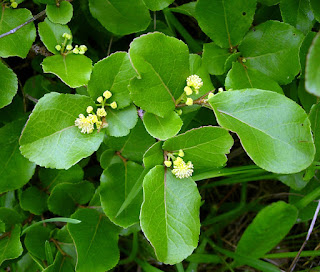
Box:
288;200;320;272
107;36;113;56
0;10;46;40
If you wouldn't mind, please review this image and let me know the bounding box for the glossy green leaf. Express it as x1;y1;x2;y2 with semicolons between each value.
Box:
225;62;283;94
163;126;233;169
68;209;120;272
209;89;315;174
202;43;231;75
0;8;36;58
143;141;164;170
24;225;51;260
105;104;138;137
196;0;257;48
129;32;189;117
46;1;73;24
105;119;155;162
280;0;314;34
20;93;104;169
20;187;48;215
239;21;304;85
0;61;18;109
39;165;84;191
143;111;183;140
89;0;150;35
299;31;316;78
143;0;174;11
306;32;320;97
0;118;35;194
236;201;298;259
38;18;72;54
140;166;201;264
88;52;136;109
309;103;320;161
100;161;144;228
310;0;320;22
0;225;23;265
48;181;95;216
42;54;92;88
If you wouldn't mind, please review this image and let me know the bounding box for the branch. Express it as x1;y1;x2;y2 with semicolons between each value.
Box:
0;10;46;40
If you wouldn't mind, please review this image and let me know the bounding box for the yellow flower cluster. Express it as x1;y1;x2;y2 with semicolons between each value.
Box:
10;0;17;8
55;33;88;55
183;75;203;106
164;149;194;179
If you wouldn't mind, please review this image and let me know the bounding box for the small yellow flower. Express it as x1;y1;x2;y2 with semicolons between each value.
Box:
178;149;184;157
88;114;98;124
187;75;203;90
208;92;214;99
11;2;18;8
173;157;183;166
110;101;117;109
164;160;172;167
55;45;62;51
97;107;107;117
73;47;79;54
186;98;193;106
62;33;72;40
172;158;194;179
66;44;73;51
75;114;94;134
184;86;193;96
218;87;224;93
86;106;93;113
79;45;87;55
97;96;103;103
103;90;112;99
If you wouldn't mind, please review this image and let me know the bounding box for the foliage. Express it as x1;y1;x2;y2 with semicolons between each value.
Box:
0;0;320;271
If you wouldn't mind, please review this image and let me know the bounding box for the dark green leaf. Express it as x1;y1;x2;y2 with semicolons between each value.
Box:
0;225;23;265
299;31;316;78
202;43;231;75
46;1;73;24
309;103;320;161
143;0;174;11
170;2;196;17
20;187;48;215
0;61;18;109
143;141;164;170
310;0;320;22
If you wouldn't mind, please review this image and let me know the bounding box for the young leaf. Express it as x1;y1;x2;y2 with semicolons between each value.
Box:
143;111;183;141
0;225;23;265
20;187;48;215
305;32;320;97
209;89;315;174
239;21;304;85
48;181;95;216
309;103;320;161
225;62;283;94
89;0;150;35
42;54;92;88
68;209;120;272
280;0;314;34
46;1;73;24
196;0;257;48
143;0;174;11
100;161;144;228
0;61;18;109
0;8;36;58
0;118;36;194
236;201;298;259
38;18;72;54
20;93;104;169
140;166;201;264
163;126;234;170
88;52;136;109
129;32;189;117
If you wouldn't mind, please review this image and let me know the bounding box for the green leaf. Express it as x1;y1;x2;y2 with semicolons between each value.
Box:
209;89;315;174
43;252;75;272
38;18;72;54
196;0;257;48
225;62;283;94
46;1;73;25
42;54;92;88
48;181;95;216
20;187;48;215
277;172;308;191
20;93;104;169
87;52;136;109
143;0;174;11
143;111;183;141
129;32;189;117
298;79;317;112
170;2;196;17
39;165;84;192
140;166;201;264
0;208;23;231
88;0;150;35
105;119;155;162
100;161;144;228
163;126;233;170
143;141;164;170
258;0;279;5
202;43;231;75
0;225;23;265
299;31;316;78
0;8;36;58
280;0;314;34
0;61;18;109
105;104;138;137
0;118;36;194
309;103;320;161
310;0;320;22
239;21;304;85
68;209;120;272
236;201;298;259
24;225;51;260
306;32;320;97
